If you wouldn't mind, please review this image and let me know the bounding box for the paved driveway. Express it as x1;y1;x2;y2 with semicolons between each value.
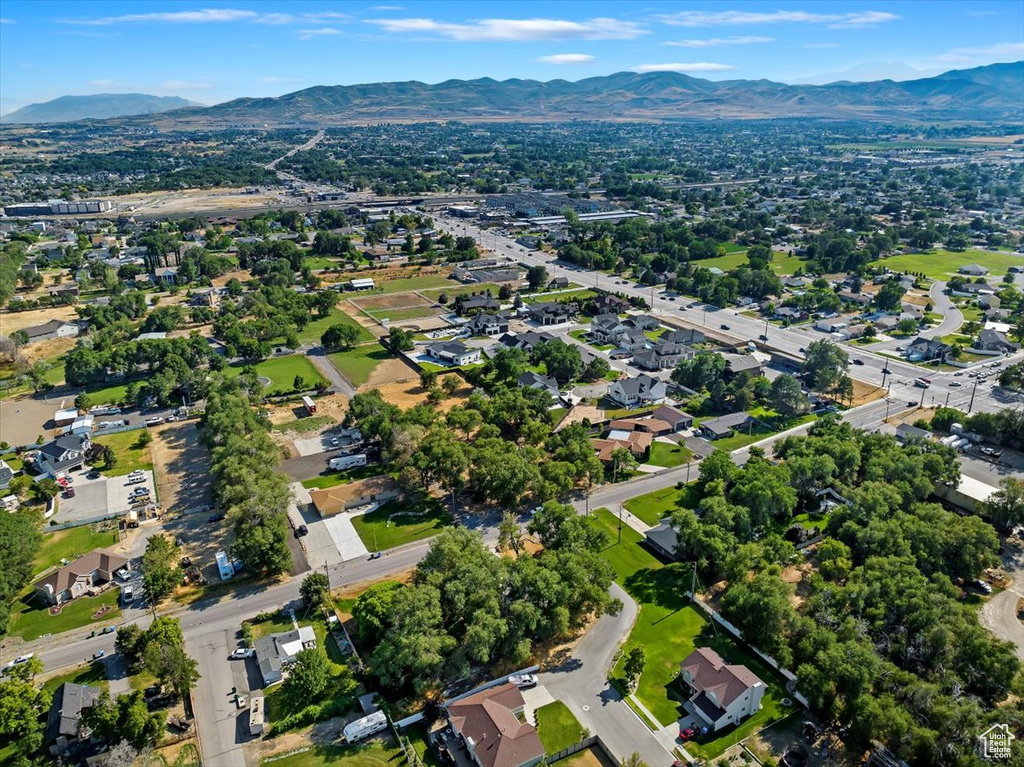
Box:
980;537;1024;659
54;471;156;524
324;513;369;560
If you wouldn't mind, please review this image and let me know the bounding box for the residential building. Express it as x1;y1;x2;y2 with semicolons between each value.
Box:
976;328;1019;353
458;296;501;316
153;266;179;284
428;341;482;366
19;319;80;344
0;459;13;489
467;313;509;337
774;306;809;322
590;313;630;344
33;549;128;606
34;433;91;477
528;302;574;326
679;648;766;732
958;263;989;276
722;354;763;379
977;294;1000;310
906;337;952;362
593;431;652;461
499;331;554;352
644;521;681;560
254;625;317;686
309;476;401;518
548;276;569;289
45;682;102;755
517;371;560;399
446;683;545;767
661;328;705;345
699;411;755;440
650;405;695;432
895;424;933;444
607;374;667;408
608;417;673;436
591;294;630;314
633;341;692;370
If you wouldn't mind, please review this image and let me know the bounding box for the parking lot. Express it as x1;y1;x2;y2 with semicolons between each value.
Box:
55;469;157;525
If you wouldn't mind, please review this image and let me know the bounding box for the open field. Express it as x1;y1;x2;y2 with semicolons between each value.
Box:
365;306;441;322
367;374;472;411
223;355;328;394
298;307;374;346
419;283;501;302
694;251;810;275
92;430;155;477
151;423;215;514
327;345;394;387
351;292;433;311
377;273;460;294
869;249;1023;279
260;741;403;767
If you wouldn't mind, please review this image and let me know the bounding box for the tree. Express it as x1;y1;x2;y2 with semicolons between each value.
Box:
284;647;331;701
984;477;1024;533
142;534;180;605
352;581;405;647
816;538;853;581
145;639;200;700
610;447;637;481
895;317;918;335
35;478;59;501
82;691;165;750
768;374;809;417
102;444;117;470
580;356;611;382
623;645;646;691
420;370;438;391
388;327;415;352
720;571;797;666
672;351;726;391
498;511;522;555
115;624;147;670
874;280;906;311
0;671;46;763
135;429;153;448
74;392;92;412
321;323;360;351
801;340;849;394
526;265;549;290
699;449;736;489
0;511;41;634
533;340;582;384
300;572;331;612
620;755;650;767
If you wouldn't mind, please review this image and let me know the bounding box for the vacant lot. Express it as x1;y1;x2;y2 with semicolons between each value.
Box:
327;345;394;388
298;307;375;346
92;430;155;477
150;423;215;514
869;249;1023;279
694;251;809;276
366;306;441;323
378;273;460;294
351;292;433;311
223;355;328;394
0;304;80;334
368;374;471;410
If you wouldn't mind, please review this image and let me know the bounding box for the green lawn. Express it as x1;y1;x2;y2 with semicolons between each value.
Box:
299;307;374;346
790;512;828;533
647;442;693;468
589;509;664;583
351;497;453;551
224;355;328;395
84;381;129;407
379;274;461;294
709;426;774;452
300;464;384;490
327;344;393;387
695;251;810;276
8;587;121;641
92;430;155;477
869;249;1023;280
40;661;108;698
524;289;596;304
34;526;120;575
302;255;342;270
624;485;699;527
535;701;585;752
261;739;402;767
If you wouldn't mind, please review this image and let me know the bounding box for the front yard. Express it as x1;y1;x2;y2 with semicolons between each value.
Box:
350;496;453;551
623;484;699;526
8;586;121;641
647;442;693;468
224;355;328;394
535;701;585;752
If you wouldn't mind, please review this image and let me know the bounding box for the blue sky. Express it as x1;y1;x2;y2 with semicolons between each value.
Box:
1;1;1021;113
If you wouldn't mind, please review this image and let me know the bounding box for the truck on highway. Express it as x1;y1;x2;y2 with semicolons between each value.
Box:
328;453;367;471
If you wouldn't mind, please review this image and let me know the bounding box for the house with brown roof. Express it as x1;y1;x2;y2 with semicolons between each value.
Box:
309;476;401;517
447;683;545;767
679;647;766;732
608;417;674;436
33;549;128;606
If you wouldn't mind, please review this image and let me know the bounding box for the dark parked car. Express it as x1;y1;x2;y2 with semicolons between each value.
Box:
295;525;308;538
758;334;769;341
720;324;730;330
207;513;226;523
853;358;864;365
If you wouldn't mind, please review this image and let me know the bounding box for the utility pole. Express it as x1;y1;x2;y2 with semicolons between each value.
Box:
968;380;978;413
617;505;623;544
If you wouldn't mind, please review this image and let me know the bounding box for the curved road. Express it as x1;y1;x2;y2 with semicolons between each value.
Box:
980;538;1024;660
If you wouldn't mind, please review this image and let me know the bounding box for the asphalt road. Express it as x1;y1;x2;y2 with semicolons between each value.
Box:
980;537;1024;660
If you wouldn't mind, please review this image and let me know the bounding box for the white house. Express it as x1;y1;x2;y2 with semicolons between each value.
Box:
607;374;666;408
679;648;766;732
254;625;317;686
34;434;91;477
427;341;481;367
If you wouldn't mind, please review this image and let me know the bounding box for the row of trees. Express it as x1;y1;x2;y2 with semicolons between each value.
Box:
200;386;293;576
353;513;619;695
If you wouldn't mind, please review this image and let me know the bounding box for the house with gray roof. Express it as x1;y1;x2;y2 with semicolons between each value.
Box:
45;682;101;755
254;625;317;686
608;374;666;408
633;341;692;371
699;411;756;440
35;433;91;477
427;341;481;367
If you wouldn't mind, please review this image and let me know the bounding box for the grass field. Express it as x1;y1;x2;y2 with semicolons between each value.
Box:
351;496;453;551
40;661;108;698
419;283;501;302
327;344;393;387
870;249;1023;280
299;307;375;346
647;442;693;468
34;526;120;575
300;464;382;490
589;508;665;584
524;289;597;304
84;381;129;407
535;701;585;752
224;355;328;394
695;251;810;276
365;306;440;322
92;430;154;477
379;274;460;294
8;587;121;641
260;739;402;767
623;484;699;526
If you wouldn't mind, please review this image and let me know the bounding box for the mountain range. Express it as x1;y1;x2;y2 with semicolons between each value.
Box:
1;93;199;124
5;62;1023;127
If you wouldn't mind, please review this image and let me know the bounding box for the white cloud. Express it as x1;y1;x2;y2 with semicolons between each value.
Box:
66;8;259;25
296;27;343;39
655;10;898;29
802;42;842;49
633;62;737;73
536;53;596;64
932;41;1024;63
372;5;404;10
365;17;646;41
162;80;216;91
254;11;351;24
664;36;772;48
259;76;305;83
0;18;15;24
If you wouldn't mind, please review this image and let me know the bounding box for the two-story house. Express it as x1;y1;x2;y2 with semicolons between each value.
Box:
446;683;545;767
607;374;667;408
679;648;766;732
34;433;91;477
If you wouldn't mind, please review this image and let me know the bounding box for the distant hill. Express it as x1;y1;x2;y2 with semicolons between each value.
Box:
2;93;199;124
134;61;1022;126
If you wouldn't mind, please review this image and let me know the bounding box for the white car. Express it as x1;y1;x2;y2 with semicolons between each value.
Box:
145;417;164;426
128;470;145;479
508;673;538;689
230;648;255;660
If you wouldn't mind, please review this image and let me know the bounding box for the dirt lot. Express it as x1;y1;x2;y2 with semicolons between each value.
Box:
150;422;215;515
266;394;350;427
367;373;471;412
885;404;935;426
0;304;81;334
351;293;433;311
339;300;384;337
112;187;289;216
0;390;74;444
362;356;419;390
850;378;885;406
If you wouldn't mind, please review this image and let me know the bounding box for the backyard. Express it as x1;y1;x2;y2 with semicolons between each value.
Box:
33;525;120;574
40;661;109;698
327;344;394;387
350;496;453;551
223;355;328;394
92;430;155;476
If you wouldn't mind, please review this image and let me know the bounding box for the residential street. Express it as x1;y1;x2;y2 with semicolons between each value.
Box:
980;537;1024;660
